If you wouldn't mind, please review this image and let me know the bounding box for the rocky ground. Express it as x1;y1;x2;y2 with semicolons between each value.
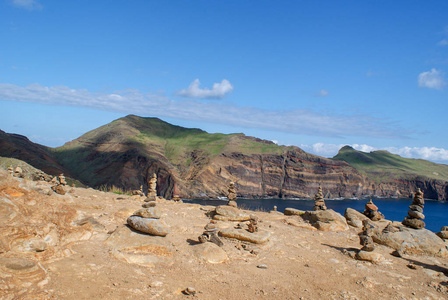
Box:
1;169;448;300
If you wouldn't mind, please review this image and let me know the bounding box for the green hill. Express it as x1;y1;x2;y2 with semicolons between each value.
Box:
333;146;448;183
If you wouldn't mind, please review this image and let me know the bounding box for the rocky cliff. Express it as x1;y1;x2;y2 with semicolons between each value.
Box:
1;116;447;200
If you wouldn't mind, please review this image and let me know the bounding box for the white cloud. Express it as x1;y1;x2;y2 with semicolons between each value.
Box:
176;79;234;99
0;82;408;139
438;39;448;46
418;68;446;90
11;0;42;10
300;143;448;163
315;89;329;97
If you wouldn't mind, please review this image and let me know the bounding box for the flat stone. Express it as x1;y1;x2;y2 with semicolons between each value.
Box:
365;203;378;211
193;242;228;264
29;239;47;252
219;228;271;244
407;209;425;220
402;217;425;229
214;205;251;221
284;208;306;216
142;202;156;208
373;225;447;257
301;209;348;231
106;225;173;267
127;216;169;236
355;251;384;263
409;205;423;213
132;207;161;219
0;257;36;270
344;208;369;228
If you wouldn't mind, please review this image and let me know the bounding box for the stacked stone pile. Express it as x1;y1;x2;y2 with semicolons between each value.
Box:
58;174;67;185
14;167;24;178
436;226;448;240
7;165;13;175
145;173;158;202
313;187;327;211
198;220;223;246
363;200;384;221
402;188;425;229
128;173;169;236
355;220;384;262
227;181;237;207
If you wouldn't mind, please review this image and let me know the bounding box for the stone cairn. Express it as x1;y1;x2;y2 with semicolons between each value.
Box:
402;188;425;229
313;187;327;211
363;199;384;221
227;181;237;207
58;174;67;186
127;173;170;236
14;167;24;178
437;226;448;240
247;216;259;233
145;173;158;203
358;220;375;252
171;183;182;202
7;165;13;175
198;220;223;246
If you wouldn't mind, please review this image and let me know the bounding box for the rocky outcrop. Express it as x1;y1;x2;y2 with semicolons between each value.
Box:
300;209;349;231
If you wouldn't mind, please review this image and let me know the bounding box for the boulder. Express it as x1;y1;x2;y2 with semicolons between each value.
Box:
213;206;251;221
373;225;448;257
132;207;161;219
127;216;170;236
219;228;271;244
344;208;369;228
284;208;306;216
193;242;228;264
300;209;349;231
106;226;173;267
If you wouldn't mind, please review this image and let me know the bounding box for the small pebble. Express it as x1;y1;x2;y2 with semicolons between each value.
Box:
257;264;267;269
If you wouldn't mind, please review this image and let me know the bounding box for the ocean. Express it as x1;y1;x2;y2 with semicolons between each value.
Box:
184;198;448;233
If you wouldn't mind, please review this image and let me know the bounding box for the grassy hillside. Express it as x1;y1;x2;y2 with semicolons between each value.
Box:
333;146;448;182
51;115;288;186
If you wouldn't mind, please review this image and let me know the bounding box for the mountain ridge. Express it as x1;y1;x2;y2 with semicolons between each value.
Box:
1;115;447;200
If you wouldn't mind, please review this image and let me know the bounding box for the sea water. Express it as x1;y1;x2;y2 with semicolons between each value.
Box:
184;198;448;233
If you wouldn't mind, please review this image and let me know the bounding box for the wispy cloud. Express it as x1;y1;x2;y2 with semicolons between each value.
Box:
300;143;448;163
11;0;42;10
418;68;446;90
176;79;234;99
438;39;448;46
315;89;329;97
0;82;408;139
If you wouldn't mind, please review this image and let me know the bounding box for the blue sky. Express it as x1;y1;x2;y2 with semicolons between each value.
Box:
1;0;447;163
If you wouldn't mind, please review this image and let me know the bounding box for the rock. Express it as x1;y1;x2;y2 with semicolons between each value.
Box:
355;250;385;263
407;209;425;220
300;209;349;231
409;205;423;213
257;264;268;269
51;184;66;195
344;208;369;228
142;202;157;208
284;208;306;216
436;231;448;239
213;205;251;221
441;226;448;231
106;226;173;267
183;287;196;295
402;217;425;229
193;242;228;264
29;239;47;252
0;257;36;270
219;228;271;244
132;207;161;219
127;215;170;236
373;225;448;257
227;200;237;207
